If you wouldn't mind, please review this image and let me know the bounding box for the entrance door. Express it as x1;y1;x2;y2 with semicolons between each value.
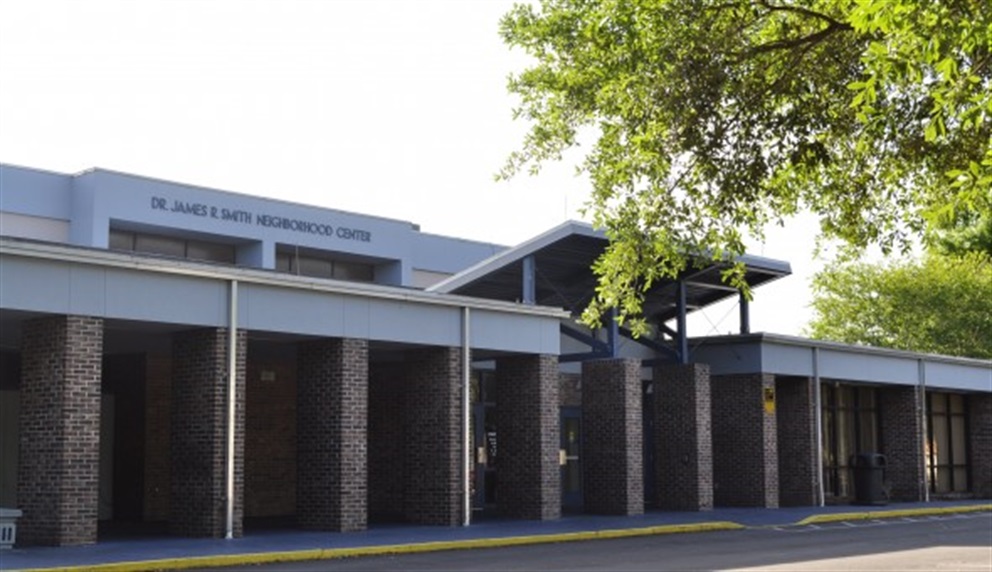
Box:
642;380;656;508
561;407;582;510
472;403;498;512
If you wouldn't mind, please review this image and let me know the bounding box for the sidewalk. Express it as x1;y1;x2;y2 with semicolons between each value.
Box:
2;501;989;572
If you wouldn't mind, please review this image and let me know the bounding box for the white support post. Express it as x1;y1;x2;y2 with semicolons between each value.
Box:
461;306;472;527
918;359;930;503
813;347;825;507
225;280;238;539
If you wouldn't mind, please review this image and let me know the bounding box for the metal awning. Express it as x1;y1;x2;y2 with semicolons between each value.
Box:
429;221;791;324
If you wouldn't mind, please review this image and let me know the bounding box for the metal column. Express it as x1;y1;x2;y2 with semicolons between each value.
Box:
522;255;536;305
225;280;238;539
676;280;689;364
739;290;750;335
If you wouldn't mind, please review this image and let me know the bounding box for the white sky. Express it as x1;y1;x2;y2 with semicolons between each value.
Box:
0;0;830;337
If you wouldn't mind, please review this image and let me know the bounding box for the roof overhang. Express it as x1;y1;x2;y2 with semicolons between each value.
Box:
429;220;791;323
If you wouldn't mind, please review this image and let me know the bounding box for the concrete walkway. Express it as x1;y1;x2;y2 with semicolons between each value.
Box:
2;501;989;572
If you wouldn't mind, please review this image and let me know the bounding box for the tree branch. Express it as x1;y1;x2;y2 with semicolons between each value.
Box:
757;0;849;29
747;21;851;55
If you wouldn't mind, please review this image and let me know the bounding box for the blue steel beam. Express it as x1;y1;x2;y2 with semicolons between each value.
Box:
560;324;610;353
677;279;689;364
522;255;536;305
739;290;751;334
618;327;681;361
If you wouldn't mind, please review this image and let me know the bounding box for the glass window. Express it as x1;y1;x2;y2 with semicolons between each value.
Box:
298;256;333;279
112;228;237;265
950;394;965;414
187;240;235;264
135;233;185;257
928;392;970;494
931;394;947;413
333;260;374;282
109;229;135;251
822;383;879;499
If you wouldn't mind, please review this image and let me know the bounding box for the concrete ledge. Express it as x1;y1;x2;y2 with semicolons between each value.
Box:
19;522;745;572
796;503;992;526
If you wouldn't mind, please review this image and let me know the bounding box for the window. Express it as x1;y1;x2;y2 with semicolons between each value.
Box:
927;393;969;494
276;248;375;283
821;384;880;499
110;229;235;264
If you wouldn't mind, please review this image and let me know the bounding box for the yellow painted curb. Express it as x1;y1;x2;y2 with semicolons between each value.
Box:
796;503;992;526
19;521;745;572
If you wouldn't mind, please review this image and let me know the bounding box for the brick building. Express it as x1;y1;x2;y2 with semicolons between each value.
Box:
1;163;989;547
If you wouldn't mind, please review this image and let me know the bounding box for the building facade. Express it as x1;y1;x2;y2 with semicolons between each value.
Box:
1;163;989;547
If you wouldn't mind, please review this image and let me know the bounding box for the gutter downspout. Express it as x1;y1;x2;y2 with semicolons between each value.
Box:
226;280;238;539
813;346;825;507
919;359;930;503
462;307;472;526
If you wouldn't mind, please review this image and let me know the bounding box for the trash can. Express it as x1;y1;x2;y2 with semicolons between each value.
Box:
851;453;887;506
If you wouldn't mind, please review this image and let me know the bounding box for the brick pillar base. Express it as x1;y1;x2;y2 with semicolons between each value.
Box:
297;338;368;531
17;315;103;546
170;328;246;538
653;363;713;511
403;347;464;526
880;386;925;502
711;374;779;508
776;377;818;506
581;358;644;515
497;354;561;520
968;393;992;499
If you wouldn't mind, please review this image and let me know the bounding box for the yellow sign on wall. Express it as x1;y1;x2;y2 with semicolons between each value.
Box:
763;387;776;414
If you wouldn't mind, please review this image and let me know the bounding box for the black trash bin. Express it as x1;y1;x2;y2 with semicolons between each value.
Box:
851;453;887;506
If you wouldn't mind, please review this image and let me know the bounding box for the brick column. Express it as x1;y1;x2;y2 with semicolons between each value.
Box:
968;393;992;499
776;376;819;506
402;347;464;525
711;374;779;508
496;354;561;520
653;363;713;511
879;386;925;501
170;328;246;538
581;358;644;515
17;315;103;546
297;338;368;531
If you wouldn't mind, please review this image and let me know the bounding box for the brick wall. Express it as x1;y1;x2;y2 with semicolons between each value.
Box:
968;393;992;499
245;360;296;518
879;386;925;501
496;354;561;520
143;354;172;522
368;362;407;523
581;358;644;515
17;315;103;546
652;363;713;511
170;328;246;538
776;376;818;506
297;338;368;532
711;373;779;508
402;347;464;526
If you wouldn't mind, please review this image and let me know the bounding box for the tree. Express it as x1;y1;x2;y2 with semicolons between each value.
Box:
498;0;991;334
806;251;992;359
933;209;992;257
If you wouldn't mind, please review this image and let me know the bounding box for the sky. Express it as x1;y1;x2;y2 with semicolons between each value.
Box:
0;0;832;337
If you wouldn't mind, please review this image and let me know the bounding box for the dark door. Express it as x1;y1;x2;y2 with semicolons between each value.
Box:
472;403;498;512
561;406;582;511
